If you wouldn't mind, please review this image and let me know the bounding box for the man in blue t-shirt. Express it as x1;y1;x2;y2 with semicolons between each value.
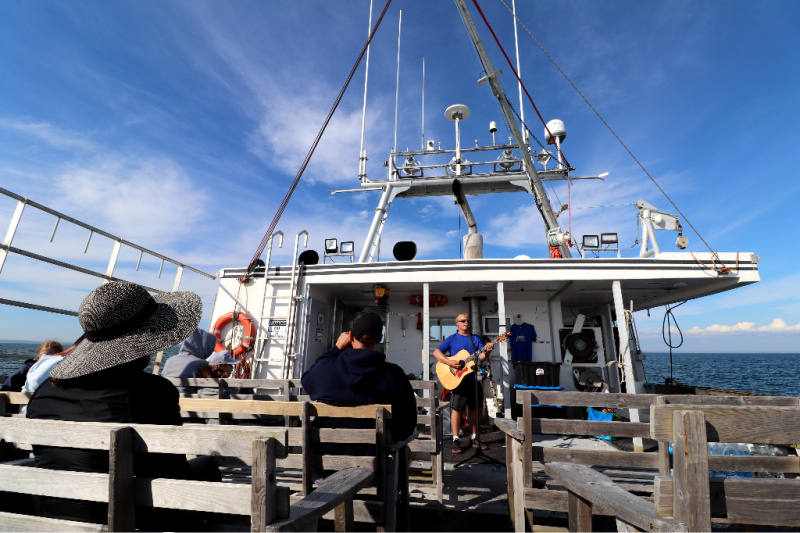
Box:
433;313;494;454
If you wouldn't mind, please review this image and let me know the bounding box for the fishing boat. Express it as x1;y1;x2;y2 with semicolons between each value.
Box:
205;0;758;415
0;1;781;530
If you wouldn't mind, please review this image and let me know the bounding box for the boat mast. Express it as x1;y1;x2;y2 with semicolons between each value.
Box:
453;0;570;257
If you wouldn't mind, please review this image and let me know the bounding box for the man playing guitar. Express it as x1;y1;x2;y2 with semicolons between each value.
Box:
433;313;494;454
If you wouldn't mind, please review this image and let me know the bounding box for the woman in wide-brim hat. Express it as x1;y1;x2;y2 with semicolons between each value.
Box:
26;281;205;527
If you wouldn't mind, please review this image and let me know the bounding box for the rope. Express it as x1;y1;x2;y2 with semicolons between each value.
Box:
691;251;738;275
496;0;727;270
661;302;685;392
244;0;394;274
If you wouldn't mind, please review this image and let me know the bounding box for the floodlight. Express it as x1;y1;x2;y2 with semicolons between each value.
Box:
324;239;338;254
340;241;354;254
536;149;552;167
583;235;599;248
401;155;422;176
600;233;618;245
496;149;518;170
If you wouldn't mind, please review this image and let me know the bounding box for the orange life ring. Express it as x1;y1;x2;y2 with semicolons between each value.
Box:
211;312;256;358
409;294;448;307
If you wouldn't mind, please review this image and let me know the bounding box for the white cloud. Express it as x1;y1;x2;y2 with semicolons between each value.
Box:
0;119;95;152
54;156;210;248
687;318;800;336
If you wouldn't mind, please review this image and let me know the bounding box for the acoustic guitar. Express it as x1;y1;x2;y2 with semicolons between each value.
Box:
435;332;511;390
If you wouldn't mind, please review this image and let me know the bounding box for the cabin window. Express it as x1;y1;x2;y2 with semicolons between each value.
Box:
484;317;511;335
429;318;457;342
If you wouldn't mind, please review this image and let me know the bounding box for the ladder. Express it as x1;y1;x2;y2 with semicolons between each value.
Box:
249;231;308;380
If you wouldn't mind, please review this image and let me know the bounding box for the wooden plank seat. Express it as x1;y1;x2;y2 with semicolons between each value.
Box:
164;377;299;399
497;389;800;532
171;377;445;511
0;417;372;532
547;404;800;531
165;377;299;425
172;396;416;531
1;391;415;531
406;380;443;509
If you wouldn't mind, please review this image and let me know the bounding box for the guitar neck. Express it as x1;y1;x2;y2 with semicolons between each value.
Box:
464;346;486;365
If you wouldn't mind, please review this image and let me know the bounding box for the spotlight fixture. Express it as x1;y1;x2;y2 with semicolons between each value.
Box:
324;239;338;254
583;235;599;249
340;241;354;254
600;233;618;246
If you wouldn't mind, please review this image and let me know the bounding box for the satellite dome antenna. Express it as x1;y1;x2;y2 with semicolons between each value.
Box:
445;104;470;175
545;119;566;168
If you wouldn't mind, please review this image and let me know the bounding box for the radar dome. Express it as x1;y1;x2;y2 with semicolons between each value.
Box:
545;119;566;145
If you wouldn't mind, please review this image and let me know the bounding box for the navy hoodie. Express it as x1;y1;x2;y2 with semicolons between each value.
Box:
301;345;417;450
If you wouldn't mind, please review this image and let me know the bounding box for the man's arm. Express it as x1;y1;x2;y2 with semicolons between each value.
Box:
432;337;463;369
478;336;494;362
301;332;351;391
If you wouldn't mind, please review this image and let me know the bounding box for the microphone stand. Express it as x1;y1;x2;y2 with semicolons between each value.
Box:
454;330;503;469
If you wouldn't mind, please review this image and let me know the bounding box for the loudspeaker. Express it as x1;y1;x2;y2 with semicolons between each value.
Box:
393;241;417;261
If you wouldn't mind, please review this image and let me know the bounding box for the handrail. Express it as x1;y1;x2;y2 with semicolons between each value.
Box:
0;187;215;280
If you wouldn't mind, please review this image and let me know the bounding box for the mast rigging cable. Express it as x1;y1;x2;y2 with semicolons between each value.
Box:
245;0;394;275
496;0;726;269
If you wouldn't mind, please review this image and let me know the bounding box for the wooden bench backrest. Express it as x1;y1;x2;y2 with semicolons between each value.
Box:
651;405;800;530
515;390;800;491
0;417;289;530
172;397;399;526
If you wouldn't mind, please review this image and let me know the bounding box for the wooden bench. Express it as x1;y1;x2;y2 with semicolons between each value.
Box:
165;377;300;425
498;389;800;532
164;377;299;399
173;396;415;531
1;392;412;531
546;404;800;531
0;417;372;532
170;377;445;510
407;380;443;508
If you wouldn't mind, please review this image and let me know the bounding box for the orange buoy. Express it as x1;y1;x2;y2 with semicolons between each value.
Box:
409;294;448;307
211;312;256;358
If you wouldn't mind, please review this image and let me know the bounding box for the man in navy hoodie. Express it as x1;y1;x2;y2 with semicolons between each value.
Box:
301;311;417;454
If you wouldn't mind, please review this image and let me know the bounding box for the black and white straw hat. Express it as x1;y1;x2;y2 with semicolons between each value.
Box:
50;281;202;380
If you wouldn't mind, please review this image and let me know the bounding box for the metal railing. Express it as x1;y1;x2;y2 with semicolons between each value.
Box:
0;187;216;316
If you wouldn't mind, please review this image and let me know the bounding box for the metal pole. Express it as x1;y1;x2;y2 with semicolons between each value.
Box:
392;10;402;156
421;57;425;151
423;282;430;381
0;199;27;275
612;280;644;452
359;0;374;182
357;184;409;263
512;0;526;142
453;0;570;257
496;282;511;417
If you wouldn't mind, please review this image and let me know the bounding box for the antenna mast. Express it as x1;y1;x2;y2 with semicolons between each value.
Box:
393;10;402;153
512;0;527;143
453;0;569;257
358;0;374;182
421;57;425;151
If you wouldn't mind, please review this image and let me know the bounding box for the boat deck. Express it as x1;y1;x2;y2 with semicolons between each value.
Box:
404;426;622;531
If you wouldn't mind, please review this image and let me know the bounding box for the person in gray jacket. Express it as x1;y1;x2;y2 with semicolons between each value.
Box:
162;328;217;392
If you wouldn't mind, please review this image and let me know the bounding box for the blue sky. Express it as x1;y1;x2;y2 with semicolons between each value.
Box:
0;0;798;352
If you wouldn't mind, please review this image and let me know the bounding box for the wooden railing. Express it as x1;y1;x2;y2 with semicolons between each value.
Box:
547;404;800;531
496;389;800;532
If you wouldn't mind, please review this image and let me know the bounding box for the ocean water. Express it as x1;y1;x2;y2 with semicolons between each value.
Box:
2;343;799;397
642;352;800;397
0;342;181;377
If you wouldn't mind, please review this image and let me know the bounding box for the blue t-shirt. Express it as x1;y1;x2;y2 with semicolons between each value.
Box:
438;333;484;382
510;323;536;362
